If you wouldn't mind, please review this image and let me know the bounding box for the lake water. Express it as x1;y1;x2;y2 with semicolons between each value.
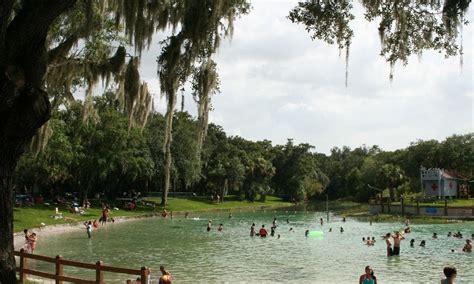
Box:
29;209;473;283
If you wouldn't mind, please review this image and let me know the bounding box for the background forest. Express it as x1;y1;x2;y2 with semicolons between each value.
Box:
14;96;473;203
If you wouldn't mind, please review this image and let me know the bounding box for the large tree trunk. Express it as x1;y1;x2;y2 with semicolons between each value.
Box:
161;89;177;206
0;1;77;281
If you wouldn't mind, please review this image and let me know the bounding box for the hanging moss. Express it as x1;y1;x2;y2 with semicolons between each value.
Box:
124;57;140;116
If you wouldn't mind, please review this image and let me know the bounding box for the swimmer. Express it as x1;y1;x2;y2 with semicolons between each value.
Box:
329;228;332;232
462;239;472;253
385;233;393;257
392;231;404;256
432;233;437;239
286;218;289;224
359;265;376;284
272;218;277;227
363;237;366;242
289;227;294;232
185;212;189;219
305;230;309;237
277;234;281;239
371;237;376;243
420;240;426;247
229;212;232;219
441;266;456;284
410;239;415;247
340;227;344;233
447;232;452;237
342;217;346;222
207;220;212;232
159;265;172;284
270;226;276;237
250;223;256;236
218;224;224;232
259;225;268;237
320;218;324;226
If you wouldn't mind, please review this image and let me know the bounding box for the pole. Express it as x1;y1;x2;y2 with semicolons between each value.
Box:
326;194;329;222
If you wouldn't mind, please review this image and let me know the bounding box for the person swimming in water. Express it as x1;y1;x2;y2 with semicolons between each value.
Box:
410;239;415;247
218;224;224;232
340;227;344;233
441;266;456;284
392;231;404;256
462;239;472;253
207;220;212;232
420;240;426;247
320;218;324;226
305;230;309;237
359;265;377;284
432;233;438;239
250;223;256;236
270;226;276;237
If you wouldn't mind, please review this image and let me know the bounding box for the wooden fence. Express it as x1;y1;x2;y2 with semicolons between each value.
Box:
15;249;150;283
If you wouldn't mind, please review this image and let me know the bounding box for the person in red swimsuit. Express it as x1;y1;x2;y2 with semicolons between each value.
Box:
259;225;268;237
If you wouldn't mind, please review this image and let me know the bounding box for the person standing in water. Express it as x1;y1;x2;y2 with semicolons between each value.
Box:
320;218;324;226
259;225;268;237
207;220;212;232
359;266;377;284
463;239;472;252
250;223;256;236
392;231;405;256
385;233;393;256
85;221;93;239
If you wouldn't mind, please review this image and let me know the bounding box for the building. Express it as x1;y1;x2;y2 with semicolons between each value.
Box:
420;167;458;198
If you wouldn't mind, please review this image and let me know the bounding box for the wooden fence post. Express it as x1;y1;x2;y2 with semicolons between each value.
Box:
96;261;104;284
19;248;27;283
55;255;63;284
140;267;149;283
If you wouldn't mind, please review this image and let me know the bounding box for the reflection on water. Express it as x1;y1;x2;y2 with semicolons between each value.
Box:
30;210;473;283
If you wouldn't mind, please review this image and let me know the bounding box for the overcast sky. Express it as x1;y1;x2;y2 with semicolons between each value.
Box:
139;0;473;154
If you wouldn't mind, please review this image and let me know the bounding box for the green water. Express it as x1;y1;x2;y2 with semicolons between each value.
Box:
28;210;473;283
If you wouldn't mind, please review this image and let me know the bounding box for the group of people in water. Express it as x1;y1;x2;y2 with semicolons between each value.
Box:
83;205;116;238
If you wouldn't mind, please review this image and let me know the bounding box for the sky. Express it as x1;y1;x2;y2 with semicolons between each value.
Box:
139;0;473;154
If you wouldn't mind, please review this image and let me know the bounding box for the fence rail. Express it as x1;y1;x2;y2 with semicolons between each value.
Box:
14;249;150;284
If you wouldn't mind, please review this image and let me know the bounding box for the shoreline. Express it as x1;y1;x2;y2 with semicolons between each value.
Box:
14;203;295;249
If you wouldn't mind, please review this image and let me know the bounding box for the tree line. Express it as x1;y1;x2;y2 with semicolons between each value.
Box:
14;96;473;203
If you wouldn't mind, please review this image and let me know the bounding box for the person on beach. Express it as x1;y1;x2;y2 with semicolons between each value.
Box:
250;223;256;236
207;220;212;232
385;233;393;256
359;266;377;284
392;231;404;256
259;225;268;237
441;266;456;284
218;224;224;232
85;221;93;239
462;239;472;253
159;265;172;284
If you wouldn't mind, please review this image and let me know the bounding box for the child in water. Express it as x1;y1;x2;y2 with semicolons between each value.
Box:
218;224;224;232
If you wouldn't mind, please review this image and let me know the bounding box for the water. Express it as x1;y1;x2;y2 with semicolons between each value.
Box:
29;210;473;283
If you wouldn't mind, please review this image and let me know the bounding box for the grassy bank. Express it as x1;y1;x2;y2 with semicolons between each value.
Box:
13;195;292;233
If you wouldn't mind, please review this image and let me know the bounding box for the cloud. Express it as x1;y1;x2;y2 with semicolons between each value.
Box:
137;0;473;154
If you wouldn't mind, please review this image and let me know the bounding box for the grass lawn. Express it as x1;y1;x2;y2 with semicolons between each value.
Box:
13;195;292;233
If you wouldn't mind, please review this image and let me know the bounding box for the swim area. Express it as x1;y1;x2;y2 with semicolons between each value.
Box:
30;210;473;283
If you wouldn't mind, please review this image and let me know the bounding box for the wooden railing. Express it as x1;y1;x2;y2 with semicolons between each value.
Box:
15;249;150;283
